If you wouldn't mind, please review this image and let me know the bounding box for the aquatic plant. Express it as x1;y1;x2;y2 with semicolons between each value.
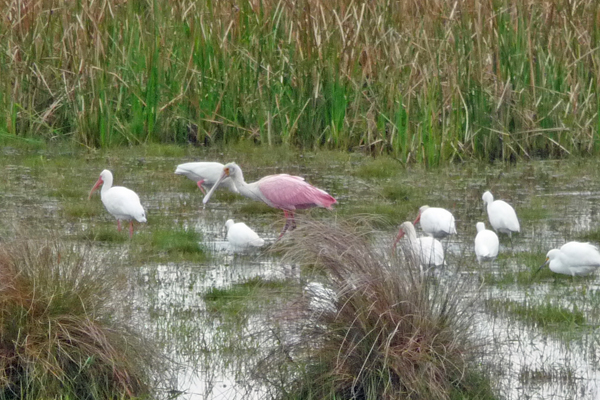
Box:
1;0;598;163
0;237;160;399
258;218;494;399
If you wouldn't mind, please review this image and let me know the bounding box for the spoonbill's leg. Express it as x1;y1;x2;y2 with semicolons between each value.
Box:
196;180;206;194
289;211;297;231
117;220;122;232
129;221;134;238
278;211;293;240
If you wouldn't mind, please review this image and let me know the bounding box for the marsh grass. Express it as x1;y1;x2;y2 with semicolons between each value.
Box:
6;0;597;162
258;218;493;399
134;227;208;263
485;298;586;332
0;237;161;399
204;277;290;322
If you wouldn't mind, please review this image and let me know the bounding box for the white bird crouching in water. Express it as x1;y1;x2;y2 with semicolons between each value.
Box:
89;169;146;238
539;242;600;276
474;222;499;263
225;219;265;251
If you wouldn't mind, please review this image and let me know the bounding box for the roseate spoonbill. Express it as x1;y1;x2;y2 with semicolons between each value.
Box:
393;221;444;268
474;222;499;263
88;170;146;238
538;242;600;276
225;219;265;250
414;205;457;238
174;162;238;194
203;163;337;238
482;191;520;237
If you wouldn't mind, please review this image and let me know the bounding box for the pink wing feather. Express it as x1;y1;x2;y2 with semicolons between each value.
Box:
257;174;336;210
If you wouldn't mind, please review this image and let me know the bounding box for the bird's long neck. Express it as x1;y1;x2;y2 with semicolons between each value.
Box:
101;175;113;195
231;174;264;203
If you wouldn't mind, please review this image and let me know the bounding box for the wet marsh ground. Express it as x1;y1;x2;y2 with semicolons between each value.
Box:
3;141;600;399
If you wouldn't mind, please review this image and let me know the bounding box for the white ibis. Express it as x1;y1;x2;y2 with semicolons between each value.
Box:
474;222;499;263
204;163;336;238
175;162;238;194
482;191;520;237
89;170;146;238
414;205;457;238
393;221;445;268
225;219;265;251
539;242;600;276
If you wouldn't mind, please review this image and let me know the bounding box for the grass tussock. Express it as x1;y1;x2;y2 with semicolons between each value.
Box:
485;298;585;331
260;218;493;400
0;238;160;399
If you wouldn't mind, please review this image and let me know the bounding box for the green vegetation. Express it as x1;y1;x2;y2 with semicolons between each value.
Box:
136;228;208;263
258;219;494;399
2;1;599;163
485;298;586;331
0;238;160;399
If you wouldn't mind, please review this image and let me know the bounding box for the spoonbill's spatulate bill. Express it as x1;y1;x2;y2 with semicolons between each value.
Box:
474;222;499;263
225;219;265;251
174;162;238;194
204;163;337;238
89;170;146;238
414;205;457;239
393;221;445;268
482;191;520;236
540;241;600;276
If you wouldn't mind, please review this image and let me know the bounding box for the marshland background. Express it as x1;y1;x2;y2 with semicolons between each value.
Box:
3;0;600;399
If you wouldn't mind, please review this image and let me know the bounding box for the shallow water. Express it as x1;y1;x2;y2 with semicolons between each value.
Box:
3;147;600;399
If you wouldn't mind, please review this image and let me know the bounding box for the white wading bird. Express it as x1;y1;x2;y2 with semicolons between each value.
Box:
539;242;600;276
393;221;445;268
474;222;499;263
175;162;238;194
89;170;146;238
482;191;520;237
225;219;265;251
414;205;457;239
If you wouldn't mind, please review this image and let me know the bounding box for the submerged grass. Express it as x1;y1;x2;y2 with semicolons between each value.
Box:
257;218;494;399
0;237;161;399
485;298;586;332
3;0;599;162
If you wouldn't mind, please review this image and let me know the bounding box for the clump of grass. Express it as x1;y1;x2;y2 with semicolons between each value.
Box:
135;228;207;262
78;226;128;243
204;277;289;321
0;238;160;399
258;218;493;399
485;299;585;331
353;157;402;179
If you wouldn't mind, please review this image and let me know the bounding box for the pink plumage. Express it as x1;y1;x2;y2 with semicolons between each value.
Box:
203;163;337;238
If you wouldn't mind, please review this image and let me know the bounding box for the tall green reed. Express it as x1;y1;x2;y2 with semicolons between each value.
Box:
1;0;598;162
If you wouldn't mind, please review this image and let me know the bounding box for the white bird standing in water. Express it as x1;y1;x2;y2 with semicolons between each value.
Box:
413;205;457;239
539;242;600;276
482;191;520;237
225;219;265;251
89;170;146;238
393;221;445;267
474;222;499;263
175;162;238;194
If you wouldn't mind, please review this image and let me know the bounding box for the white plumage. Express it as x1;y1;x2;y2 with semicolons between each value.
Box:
482;191;520;236
175;162;238;194
474;222;499;263
225;219;265;251
541;242;600;276
414;205;457;238
89;170;146;238
393;221;445;267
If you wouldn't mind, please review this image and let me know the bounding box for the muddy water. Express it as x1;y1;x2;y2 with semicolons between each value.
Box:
3;147;600;400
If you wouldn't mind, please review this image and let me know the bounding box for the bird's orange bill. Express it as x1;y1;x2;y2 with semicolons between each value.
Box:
203;168;229;204
392;230;406;250
413;211;421;225
88;177;103;200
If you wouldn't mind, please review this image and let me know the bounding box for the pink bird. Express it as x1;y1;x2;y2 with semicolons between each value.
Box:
203;162;337;238
89;170;147;238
